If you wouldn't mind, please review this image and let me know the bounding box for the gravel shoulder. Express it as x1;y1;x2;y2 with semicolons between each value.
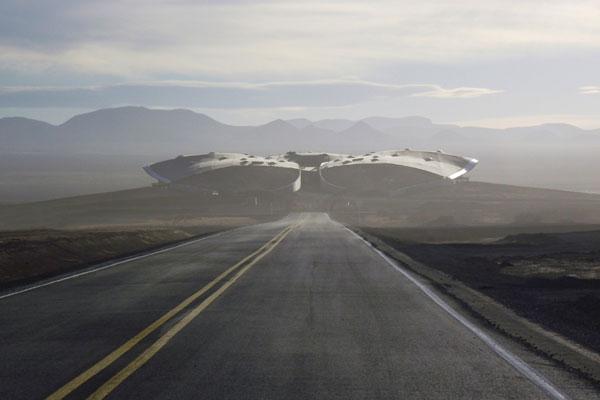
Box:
353;225;600;388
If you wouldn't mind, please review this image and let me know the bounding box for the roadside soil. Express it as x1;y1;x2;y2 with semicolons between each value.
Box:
357;225;600;385
0;220;256;289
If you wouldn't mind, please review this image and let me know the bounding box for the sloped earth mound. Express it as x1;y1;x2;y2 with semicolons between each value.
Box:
0;224;246;289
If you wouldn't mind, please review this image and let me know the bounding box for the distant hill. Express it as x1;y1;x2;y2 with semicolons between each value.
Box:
312;119;356;132
361;116;435;130
0;117;57;152
286;118;313;130
2;106;600;156
336;121;395;152
1;107;235;155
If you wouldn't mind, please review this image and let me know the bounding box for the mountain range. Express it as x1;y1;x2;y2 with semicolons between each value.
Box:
2;106;600;156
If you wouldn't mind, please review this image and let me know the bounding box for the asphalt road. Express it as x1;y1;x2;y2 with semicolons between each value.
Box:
0;213;582;399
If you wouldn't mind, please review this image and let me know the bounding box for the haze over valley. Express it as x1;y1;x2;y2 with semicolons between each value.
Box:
2;106;600;202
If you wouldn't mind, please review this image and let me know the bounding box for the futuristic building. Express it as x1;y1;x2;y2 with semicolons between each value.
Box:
144;150;477;194
144;152;301;194
319;149;478;193
279;152;347;191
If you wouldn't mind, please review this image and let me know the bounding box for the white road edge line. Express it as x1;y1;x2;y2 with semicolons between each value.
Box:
0;227;244;301
345;226;569;400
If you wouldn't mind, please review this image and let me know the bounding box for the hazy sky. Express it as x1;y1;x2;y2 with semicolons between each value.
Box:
1;0;599;127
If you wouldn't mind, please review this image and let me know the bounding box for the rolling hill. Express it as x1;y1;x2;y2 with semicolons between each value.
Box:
2;106;600;156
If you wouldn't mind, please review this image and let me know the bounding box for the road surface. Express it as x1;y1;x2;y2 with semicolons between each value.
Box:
0;213;583;399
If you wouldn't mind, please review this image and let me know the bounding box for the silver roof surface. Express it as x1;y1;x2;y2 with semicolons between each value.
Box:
144;152;300;184
319;149;478;180
144;149;478;193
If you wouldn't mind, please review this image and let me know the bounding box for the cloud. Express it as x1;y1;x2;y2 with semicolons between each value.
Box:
1;1;600;78
456;113;600;130
0;80;501;109
411;86;503;98
580;86;600;94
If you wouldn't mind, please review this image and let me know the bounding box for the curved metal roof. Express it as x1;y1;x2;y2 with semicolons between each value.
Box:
144;149;477;194
144;152;299;183
319;149;478;191
320;150;477;179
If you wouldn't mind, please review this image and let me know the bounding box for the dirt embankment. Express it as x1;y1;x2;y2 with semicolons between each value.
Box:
332;180;600;227
0;185;289;231
358;225;600;386
0;223;252;289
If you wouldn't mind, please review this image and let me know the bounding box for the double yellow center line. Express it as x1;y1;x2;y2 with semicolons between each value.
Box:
48;224;295;400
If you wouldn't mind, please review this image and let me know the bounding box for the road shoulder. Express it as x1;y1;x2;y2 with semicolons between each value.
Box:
349;227;600;394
